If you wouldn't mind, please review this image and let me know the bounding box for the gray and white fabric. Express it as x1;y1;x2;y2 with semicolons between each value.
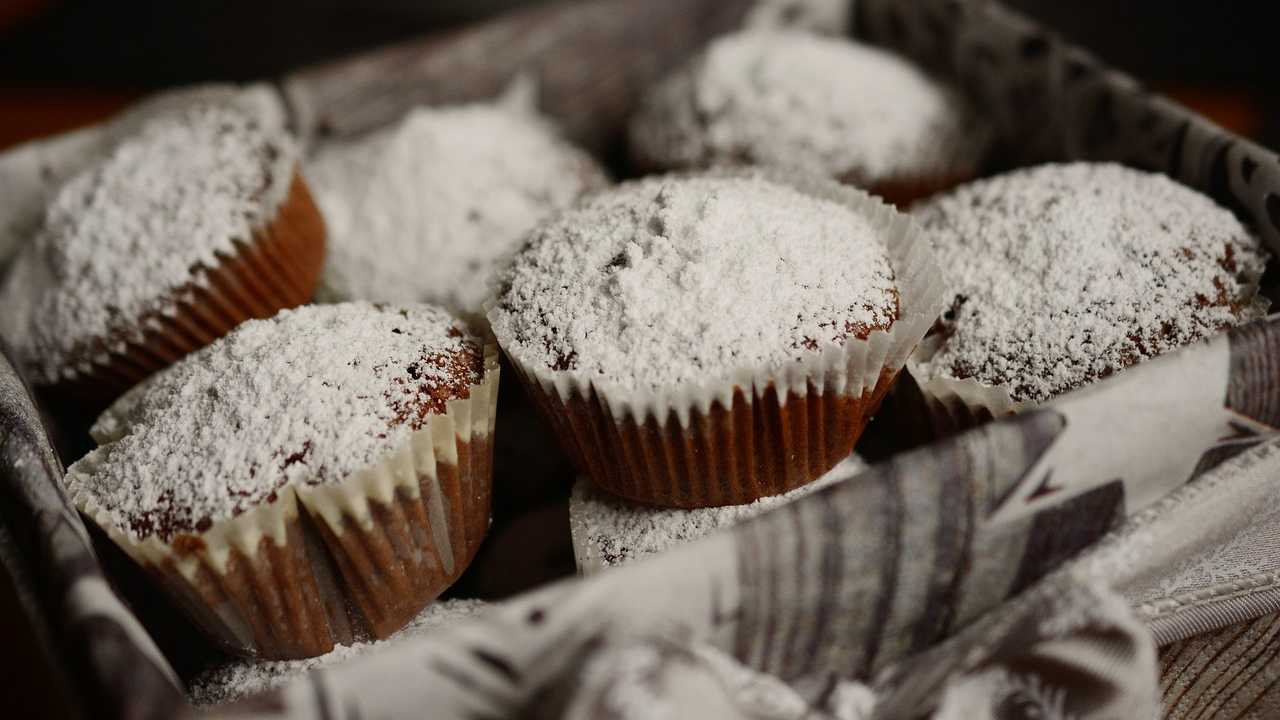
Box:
1160;612;1280;719
0;345;184;720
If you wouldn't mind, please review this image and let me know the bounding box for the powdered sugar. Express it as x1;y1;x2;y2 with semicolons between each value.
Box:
489;174;898;392
692;645;874;720
630;31;988;184
64;302;484;542
0;101;297;384
188;598;489;707
934;667;1069;720
579;641;683;720
0;84;286;280
913;163;1267;403
570;455;866;571
571;639;874;720
308;103;606;313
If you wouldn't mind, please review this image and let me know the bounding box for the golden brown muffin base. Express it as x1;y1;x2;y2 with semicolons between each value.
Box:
149;513;352;659
129;434;492;660
309;434;493;640
515;364;898;509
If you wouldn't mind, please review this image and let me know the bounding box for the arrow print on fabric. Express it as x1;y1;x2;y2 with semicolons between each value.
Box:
1025;469;1061;502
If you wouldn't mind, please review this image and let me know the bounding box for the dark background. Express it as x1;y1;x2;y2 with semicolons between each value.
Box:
0;1;1272;716
0;0;1275;150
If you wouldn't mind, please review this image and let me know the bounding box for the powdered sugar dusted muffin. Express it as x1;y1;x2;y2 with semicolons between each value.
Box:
903;162;1267;430
570;455;865;573
66;303;499;659
629;31;990;205
0;84;285;274
308;103;607;314
0;100;325;407
489;171;945;508
189;599;490;707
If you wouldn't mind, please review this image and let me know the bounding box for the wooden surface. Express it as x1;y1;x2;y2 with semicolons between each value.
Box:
1162;612;1280;719
0;87;139;151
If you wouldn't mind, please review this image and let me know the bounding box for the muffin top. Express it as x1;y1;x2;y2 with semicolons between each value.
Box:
0;101;297;384
629;31;987;185
488;174;899;393
66;302;486;542
308;103;608;313
914;162;1268;403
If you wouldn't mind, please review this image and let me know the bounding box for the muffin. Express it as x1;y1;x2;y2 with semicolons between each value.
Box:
65;303;499;659
628;31;991;206
0;84;285;276
0;100;325;410
488;170;945;508
307;102;608;316
890;162;1268;440
570;455;865;574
